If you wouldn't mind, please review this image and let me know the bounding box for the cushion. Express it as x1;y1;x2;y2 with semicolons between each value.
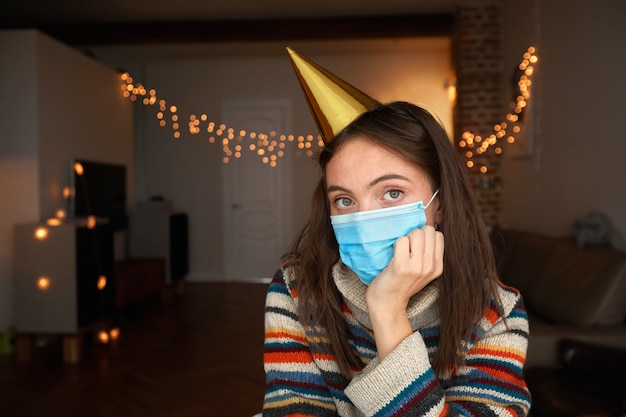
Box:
526;239;626;325
491;229;557;293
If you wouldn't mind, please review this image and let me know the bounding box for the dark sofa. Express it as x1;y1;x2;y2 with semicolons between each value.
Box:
491;229;626;416
491;228;626;368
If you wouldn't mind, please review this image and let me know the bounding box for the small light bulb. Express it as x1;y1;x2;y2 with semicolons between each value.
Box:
46;218;62;226
73;162;84;176
87;216;97;229
37;276;51;290
109;328;120;341
98;330;109;344
34;227;48;240
97;275;107;290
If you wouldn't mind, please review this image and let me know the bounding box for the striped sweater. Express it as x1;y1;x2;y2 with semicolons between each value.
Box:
263;263;531;417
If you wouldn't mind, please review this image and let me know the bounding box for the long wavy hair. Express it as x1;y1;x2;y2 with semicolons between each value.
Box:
284;101;501;378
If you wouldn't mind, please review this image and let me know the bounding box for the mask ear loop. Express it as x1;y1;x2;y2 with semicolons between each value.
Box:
426;190;441;231
424;189;439;209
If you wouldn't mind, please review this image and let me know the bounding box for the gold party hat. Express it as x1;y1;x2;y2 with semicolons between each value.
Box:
286;47;380;144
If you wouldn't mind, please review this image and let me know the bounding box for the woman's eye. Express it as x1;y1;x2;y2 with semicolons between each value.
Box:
335;197;353;208
383;190;403;201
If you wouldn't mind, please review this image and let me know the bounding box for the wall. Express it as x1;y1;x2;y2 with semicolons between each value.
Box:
90;38;454;281
0;29;133;330
500;0;626;250
0;31;40;332
36;33;134;221
454;4;504;228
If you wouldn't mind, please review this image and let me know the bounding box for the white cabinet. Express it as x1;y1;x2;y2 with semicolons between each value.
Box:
14;221;115;334
13;221;115;362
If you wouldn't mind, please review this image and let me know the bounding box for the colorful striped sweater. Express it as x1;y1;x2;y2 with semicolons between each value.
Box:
263;263;531;417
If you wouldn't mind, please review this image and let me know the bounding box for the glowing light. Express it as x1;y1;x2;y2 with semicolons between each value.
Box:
73;162;84;176
97;275;107;290
37;276;51;290
34;227;48;240
46;218;62;226
97;330;109;344
109;328;120;341
87;216;97;229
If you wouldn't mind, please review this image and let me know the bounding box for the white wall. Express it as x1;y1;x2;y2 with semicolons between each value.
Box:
501;0;626;249
89;38;454;281
36;33;134;221
0;30;40;332
0;29;133;330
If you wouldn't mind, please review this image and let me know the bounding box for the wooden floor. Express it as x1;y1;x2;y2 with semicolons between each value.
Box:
0;282;269;417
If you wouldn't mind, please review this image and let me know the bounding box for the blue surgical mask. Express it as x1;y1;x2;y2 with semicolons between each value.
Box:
330;190;439;285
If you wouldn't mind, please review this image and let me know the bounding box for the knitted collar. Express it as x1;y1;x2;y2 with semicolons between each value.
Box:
332;262;440;330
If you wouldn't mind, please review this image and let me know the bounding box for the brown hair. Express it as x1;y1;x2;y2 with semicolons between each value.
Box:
284;101;501;378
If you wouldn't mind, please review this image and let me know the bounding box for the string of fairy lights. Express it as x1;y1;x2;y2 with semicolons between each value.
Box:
120;47;537;172
24;48;537;351
120;74;323;168
30;161;120;348
33;210;120;346
460;46;538;173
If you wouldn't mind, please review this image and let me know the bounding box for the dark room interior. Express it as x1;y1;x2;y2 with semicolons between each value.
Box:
1;1;625;416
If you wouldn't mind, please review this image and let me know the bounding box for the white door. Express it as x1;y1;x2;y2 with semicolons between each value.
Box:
221;99;292;281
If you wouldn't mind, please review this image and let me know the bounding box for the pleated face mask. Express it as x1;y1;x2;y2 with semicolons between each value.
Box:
330;190;438;285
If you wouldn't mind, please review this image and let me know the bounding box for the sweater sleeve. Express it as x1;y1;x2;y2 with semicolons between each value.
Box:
262;268;342;417
345;289;532;417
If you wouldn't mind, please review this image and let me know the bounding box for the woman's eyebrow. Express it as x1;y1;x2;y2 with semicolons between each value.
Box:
367;174;411;189
326;174;411;194
326;185;350;194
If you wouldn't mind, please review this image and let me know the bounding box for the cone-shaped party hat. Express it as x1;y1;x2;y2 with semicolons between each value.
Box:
286;47;380;144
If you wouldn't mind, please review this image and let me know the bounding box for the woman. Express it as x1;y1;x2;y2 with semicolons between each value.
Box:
263;51;530;417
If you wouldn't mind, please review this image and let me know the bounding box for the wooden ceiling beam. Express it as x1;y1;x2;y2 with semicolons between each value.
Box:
2;14;455;46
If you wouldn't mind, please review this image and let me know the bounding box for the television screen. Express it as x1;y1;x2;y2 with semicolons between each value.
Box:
71;159;128;230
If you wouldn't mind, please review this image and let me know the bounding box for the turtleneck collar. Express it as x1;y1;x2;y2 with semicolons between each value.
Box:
332;262;440;330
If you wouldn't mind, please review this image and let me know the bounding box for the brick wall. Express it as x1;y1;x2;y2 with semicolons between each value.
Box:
454;4;503;229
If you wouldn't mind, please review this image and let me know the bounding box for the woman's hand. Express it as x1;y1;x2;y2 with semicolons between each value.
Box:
365;225;444;360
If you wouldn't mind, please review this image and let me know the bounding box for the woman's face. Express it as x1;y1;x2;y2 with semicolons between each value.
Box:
325;136;440;223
